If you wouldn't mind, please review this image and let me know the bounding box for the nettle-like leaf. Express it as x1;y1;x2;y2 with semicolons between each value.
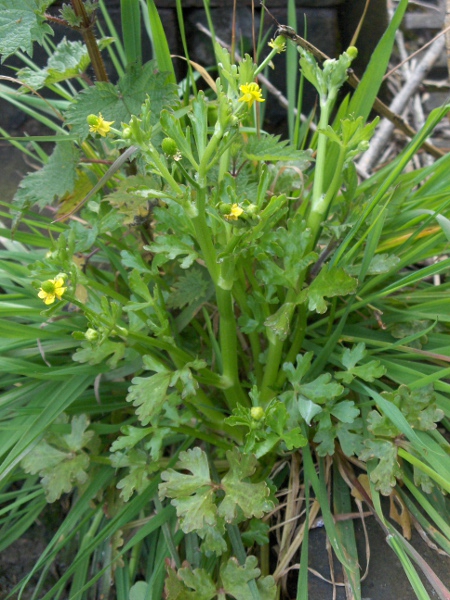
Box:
0;0;53;61
167;268;209;309
65;61;178;139
298;265;357;314
244;134;312;165
107;175;160;226
17;37;91;89
359;439;401;495
336;342;386;384
257;216;316;291
13;142;79;212
21;414;95;502
147;234;198;270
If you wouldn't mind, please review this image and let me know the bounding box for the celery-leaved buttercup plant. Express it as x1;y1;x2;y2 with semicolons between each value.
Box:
1;2;450;599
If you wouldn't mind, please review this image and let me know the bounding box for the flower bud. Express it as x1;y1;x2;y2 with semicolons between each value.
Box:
251;406;265;421
346;46;358;60
161;137;179;157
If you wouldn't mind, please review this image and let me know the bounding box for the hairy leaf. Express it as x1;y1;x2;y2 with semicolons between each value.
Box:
65;61;178;139
13;142;79;212
0;0;53;60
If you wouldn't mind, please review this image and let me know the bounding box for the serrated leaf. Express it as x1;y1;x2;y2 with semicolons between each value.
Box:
0;0;53;61
146;234;198;269
65;61;178;139
107;175;160;226
60;414;94;452
298;265;357;314
244;134;312;164
359;439;401;495
218;448;276;522
18;38;91;89
13;142;79;212
167;269;209;309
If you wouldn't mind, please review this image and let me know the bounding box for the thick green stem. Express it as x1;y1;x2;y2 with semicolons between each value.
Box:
71;0;109;82
216;286;249;409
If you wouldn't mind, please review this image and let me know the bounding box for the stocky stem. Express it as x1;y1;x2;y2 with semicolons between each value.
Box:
192;188;248;409
260;98;337;404
70;0;109;82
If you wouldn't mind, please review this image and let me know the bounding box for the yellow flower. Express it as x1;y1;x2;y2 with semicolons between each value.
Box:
268;37;286;53
238;83;265;109
38;277;67;305
87;113;115;137
224;203;244;221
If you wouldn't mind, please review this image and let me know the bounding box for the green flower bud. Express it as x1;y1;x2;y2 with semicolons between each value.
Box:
87;114;99;126
251;406;265;421
122;126;132;139
346;46;358;60
85;328;99;342
161;137;179;157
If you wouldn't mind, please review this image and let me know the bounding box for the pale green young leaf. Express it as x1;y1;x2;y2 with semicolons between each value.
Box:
39;453;90;502
127;371;172;425
159;447;212;498
218;449;276;522
172;489;217;533
346;253;401;276
299;373;344;403
165;565;216;600
72;340;126;368
220;556;277;600
109;425;152;452
198;523;228;555
297;398;322;425
297;265;357;314
359;439;401;495
13;142;79;212
330;400;359;423
113;450;158;501
65;61;178;139
0;0;53;60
